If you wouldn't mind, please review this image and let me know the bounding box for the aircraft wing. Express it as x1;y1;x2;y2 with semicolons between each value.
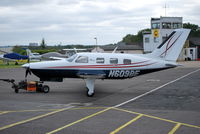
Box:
63;48;87;51
0;55;16;62
49;57;66;60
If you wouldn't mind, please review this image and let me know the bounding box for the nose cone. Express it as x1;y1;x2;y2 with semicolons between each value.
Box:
22;63;30;68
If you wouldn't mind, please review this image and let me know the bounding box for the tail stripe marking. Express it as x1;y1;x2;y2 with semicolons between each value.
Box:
160;32;183;57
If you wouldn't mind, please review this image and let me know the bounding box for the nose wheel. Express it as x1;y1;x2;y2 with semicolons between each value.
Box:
85;78;95;97
87;88;95;97
15;89;19;93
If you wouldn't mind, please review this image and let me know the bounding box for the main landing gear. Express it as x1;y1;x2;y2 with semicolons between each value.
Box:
85;78;95;97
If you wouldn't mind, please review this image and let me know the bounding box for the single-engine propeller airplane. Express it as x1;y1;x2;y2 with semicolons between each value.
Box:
0;52;28;65
22;29;190;97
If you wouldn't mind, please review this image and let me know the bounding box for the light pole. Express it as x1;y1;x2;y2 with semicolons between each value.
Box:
94;37;97;52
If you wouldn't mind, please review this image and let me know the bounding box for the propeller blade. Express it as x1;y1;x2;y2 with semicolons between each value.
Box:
25;69;28;78
28;69;31;75
25;67;31;78
22;63;31;78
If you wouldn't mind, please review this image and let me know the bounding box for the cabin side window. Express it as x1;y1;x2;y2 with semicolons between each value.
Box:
96;58;104;63
123;59;131;64
75;56;88;63
110;58;118;64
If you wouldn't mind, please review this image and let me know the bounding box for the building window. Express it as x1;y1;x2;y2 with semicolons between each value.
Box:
110;58;118;64
154;37;159;43
172;23;182;29
162;22;172;29
190;49;193;54
152;23;160;29
75;56;88;63
96;58;104;63
123;59;131;64
145;37;150;43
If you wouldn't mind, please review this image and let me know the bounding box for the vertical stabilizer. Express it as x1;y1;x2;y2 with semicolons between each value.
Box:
26;49;33;56
149;29;190;61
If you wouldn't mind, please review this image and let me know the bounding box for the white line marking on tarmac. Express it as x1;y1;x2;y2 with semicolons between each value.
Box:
46;68;200;134
113;68;200;108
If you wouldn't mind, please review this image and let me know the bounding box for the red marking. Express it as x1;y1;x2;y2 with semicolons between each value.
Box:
47;60;150;69
160;33;182;57
164;34;175;56
47;62;157;69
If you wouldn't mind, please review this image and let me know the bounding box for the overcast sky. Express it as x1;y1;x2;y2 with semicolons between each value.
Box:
0;0;200;46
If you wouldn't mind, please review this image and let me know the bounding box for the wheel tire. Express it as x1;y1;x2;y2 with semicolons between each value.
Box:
87;93;94;97
86;88;94;97
15;89;19;93
42;85;50;93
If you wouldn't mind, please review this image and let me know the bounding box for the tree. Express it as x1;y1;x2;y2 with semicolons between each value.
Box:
122;34;135;45
183;23;200;37
40;38;46;49
12;46;26;55
122;28;151;45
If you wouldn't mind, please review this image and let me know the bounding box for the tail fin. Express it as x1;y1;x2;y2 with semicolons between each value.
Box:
149;29;190;62
26;49;33;56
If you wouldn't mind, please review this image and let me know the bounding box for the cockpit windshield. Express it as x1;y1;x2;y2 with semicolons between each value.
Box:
67;54;77;62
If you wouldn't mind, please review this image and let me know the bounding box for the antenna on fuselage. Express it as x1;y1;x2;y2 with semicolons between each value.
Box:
112;46;118;53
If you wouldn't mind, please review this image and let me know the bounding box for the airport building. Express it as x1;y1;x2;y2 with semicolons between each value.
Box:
29;43;39;46
143;16;199;61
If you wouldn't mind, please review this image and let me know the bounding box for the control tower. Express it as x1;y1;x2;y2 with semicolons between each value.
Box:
143;17;182;53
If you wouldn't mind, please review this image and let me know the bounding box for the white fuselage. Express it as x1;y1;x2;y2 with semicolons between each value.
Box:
21;29;190;97
24;52;177;80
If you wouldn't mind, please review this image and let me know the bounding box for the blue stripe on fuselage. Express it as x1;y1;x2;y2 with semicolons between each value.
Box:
31;68;170;81
31;69;140;79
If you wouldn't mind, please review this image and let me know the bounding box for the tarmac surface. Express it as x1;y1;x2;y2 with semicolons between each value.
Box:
0;61;200;134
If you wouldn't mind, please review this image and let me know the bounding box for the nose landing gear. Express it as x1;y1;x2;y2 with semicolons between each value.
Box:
85;78;95;97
